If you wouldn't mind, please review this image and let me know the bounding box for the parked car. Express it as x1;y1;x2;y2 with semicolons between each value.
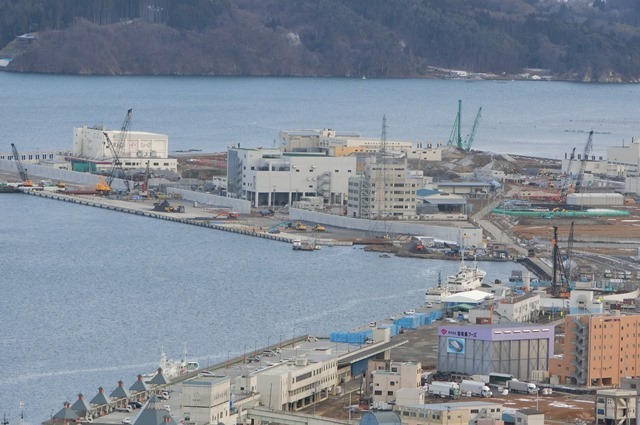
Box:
247;355;261;363
127;401;142;409
262;350;276;357
404;309;416;315
425;302;433;308
122;418;131;424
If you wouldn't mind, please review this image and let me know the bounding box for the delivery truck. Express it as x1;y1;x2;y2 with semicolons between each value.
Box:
459;380;492;397
507;380;537;394
428;382;460;399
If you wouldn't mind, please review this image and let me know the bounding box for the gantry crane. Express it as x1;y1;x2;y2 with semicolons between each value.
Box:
10;143;33;187
447;100;482;152
574;131;594;193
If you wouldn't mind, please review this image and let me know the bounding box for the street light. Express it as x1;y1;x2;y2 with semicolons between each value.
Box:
289;165;298;205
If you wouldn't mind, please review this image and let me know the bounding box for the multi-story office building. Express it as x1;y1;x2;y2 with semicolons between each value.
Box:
227;147;357;207
347;156;418;219
550;313;640;386
181;376;233;425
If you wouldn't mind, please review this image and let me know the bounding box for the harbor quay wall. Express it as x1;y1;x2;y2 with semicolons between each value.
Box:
0;159;129;190
22;190;293;243
167;187;251;214
289;208;483;246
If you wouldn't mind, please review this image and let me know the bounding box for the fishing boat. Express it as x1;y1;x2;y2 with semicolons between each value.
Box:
292;238;316;251
425;271;451;304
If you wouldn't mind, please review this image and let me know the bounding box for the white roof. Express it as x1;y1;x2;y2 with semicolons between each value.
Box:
444;290;492;303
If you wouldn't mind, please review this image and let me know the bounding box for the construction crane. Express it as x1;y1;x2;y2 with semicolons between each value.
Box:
447;100;482;152
565;221;576;281
574;130;594;193
101;109;133;193
560;147;576;198
103;132;131;193
117;108;133;157
10;143;33;187
551;225;571;298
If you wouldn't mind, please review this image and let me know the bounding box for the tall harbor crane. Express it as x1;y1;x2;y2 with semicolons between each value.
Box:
103;132;131;193
10;143;33;187
574;130;594;193
447;100;482;152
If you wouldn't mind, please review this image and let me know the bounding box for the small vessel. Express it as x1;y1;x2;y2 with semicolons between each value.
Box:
292;238;316;251
445;256;486;293
149;344;199;379
425;271;451;304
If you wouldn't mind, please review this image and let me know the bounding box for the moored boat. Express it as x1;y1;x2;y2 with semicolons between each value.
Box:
445;256;486;292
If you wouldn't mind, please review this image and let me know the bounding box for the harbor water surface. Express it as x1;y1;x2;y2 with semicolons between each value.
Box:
0;73;633;421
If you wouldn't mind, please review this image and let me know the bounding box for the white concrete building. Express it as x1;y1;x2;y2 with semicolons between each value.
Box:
71;125;177;172
494;293;540;323
181;376;234;425
254;355;337;412
371;361;422;404
595;389;636;425
227;147;357;207
347;156;418;219
607;140;640;178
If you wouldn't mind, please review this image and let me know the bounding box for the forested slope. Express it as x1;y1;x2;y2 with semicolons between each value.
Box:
1;0;640;81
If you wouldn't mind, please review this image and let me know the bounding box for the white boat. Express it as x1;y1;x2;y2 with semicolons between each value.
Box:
445;256;486;293
151;344;199;379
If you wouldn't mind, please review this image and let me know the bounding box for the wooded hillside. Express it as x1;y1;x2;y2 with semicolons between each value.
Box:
1;0;640;81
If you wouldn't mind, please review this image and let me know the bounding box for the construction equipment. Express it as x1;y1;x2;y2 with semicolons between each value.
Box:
102;109;133;193
293;222;307;231
574;130;594;193
447;100;482;151
312;224;325;232
551;225;571;298
95;175;111;193
103;132;130;193
153;200;184;213
10;143;33;187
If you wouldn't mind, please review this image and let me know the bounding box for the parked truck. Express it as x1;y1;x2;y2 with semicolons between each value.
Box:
459;380;492;397
507;380;537;394
427;382;460;399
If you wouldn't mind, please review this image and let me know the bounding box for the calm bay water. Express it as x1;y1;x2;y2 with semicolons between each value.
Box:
0;73;637;421
1;74;640;159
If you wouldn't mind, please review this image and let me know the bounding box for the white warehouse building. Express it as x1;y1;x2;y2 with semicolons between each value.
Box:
71;125;177;172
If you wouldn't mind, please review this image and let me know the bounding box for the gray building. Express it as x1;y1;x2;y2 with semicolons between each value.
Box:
437;323;554;381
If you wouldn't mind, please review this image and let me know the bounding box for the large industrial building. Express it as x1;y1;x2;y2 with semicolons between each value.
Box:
437;323;554;381
70;125;177;173
550;313;640;387
226;146;357;207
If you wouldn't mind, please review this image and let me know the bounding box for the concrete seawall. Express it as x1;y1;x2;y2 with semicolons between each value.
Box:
23;190;295;243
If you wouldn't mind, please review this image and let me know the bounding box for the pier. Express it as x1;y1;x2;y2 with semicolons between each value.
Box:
21;190;329;245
